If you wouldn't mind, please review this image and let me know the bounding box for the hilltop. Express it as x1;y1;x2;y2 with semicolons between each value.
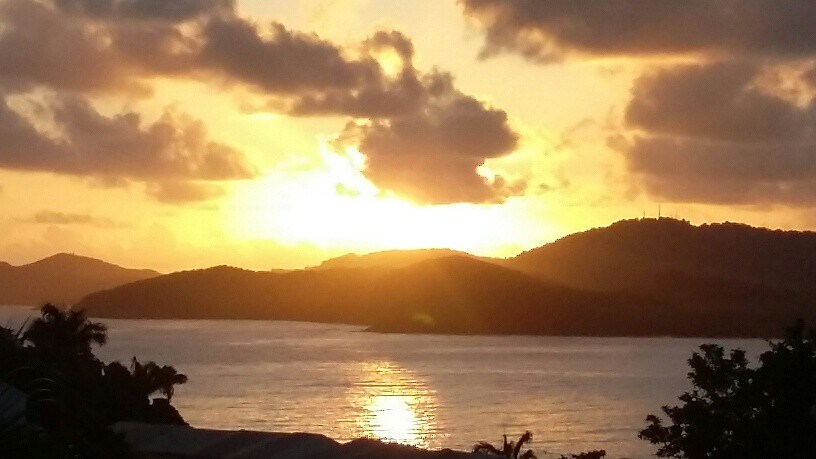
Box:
510;218;816;314
311;248;480;270
0;253;160;305
77;255;684;335
74;218;816;336
41;218;816;337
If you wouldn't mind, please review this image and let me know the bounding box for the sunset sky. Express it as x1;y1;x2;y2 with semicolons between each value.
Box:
2;0;816;272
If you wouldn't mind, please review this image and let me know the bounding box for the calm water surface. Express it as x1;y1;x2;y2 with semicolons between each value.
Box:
1;305;767;458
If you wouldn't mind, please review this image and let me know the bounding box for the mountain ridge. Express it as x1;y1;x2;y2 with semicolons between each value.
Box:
0;253;160;305
74;218;816;337
12;218;816;337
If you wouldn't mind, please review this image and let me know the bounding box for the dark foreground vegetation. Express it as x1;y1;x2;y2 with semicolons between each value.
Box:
473;431;605;458
640;319;816;458
76;219;816;337
0;305;186;457
2;305;815;458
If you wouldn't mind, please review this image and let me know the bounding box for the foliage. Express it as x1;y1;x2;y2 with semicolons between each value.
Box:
474;431;536;458
0;304;189;457
640;319;816;458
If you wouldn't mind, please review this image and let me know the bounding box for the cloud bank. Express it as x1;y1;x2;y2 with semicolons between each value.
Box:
0;0;522;204
461;0;816;207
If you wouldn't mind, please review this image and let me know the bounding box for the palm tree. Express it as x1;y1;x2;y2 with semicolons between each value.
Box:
23;304;107;359
152;365;188;402
474;431;536;459
129;358;187;402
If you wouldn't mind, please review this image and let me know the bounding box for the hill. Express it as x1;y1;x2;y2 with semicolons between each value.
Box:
510;218;816;316
0;253;160;305
310;248;481;270
78;256;684;335
76;247;813;337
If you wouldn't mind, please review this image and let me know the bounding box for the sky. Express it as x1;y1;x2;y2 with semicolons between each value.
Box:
1;0;816;272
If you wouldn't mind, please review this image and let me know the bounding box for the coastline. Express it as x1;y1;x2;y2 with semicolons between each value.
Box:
113;421;481;459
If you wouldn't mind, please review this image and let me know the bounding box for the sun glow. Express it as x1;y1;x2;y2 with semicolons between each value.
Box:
225;141;554;258
351;362;436;448
367;395;422;445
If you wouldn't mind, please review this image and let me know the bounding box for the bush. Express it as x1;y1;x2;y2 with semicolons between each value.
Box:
0;305;188;457
640;319;816;458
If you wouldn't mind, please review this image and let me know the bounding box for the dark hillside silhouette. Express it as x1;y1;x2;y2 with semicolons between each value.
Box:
75;249;813;337
60;218;816;336
77;256;680;335
509;218;816;324
312;248;483;270
0;253;159;305
512;218;816;296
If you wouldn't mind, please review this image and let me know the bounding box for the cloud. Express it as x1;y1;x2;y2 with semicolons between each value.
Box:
146;181;225;204
0;0;231;94
0;0;439;117
625;62;814;142
54;0;232;22
0;94;255;200
197;17;374;96
282;31;428;118
0;0;125;93
804;63;816;89
26;210;131;228
192;14;523;203
458;2;816;207
0;0;521;204
337;85;520;204
615;61;816;205
459;0;816;62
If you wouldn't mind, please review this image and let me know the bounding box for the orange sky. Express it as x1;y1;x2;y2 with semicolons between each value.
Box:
1;0;815;272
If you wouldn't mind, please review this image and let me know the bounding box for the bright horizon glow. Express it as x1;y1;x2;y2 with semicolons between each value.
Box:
2;1;815;272
225;141;558;258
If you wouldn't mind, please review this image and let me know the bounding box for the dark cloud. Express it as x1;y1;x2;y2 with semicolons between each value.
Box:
0;0;520;204
458;2;816;206
459;0;816;62
616;62;816;205
283;30;425;117
54;0;232;22
197;18;373;96
0;0;209;94
337;82;520;204
0;0;423;111
0;0;139;93
804;63;816;89
626;62;813;142
0;95;254;199
26;210;130;228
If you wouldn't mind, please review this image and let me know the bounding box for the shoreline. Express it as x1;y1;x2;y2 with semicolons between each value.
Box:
113;421;481;459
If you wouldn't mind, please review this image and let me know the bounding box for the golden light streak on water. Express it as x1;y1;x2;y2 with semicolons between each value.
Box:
351;362;437;448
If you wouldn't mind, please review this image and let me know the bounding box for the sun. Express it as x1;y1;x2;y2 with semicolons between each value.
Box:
224;140;555;259
367;395;422;445
351;362;437;448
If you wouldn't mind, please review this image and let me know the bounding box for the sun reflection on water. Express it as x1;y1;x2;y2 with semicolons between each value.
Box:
351;362;437;448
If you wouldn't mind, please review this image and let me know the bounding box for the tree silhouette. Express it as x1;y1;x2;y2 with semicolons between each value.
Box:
1;305;188;457
23;304;107;360
129;358;187;402
152;364;188;402
474;431;536;458
640;319;816;458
